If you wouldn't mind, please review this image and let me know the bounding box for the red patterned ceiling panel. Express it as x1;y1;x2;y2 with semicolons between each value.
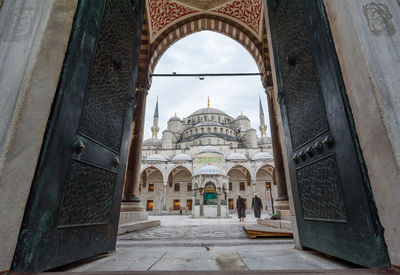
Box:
148;0;200;37
211;0;263;33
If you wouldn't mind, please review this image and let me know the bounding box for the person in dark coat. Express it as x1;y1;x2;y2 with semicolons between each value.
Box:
236;194;246;222
251;193;263;218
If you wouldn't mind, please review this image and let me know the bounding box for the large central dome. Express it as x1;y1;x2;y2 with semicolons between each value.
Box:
189;107;227;116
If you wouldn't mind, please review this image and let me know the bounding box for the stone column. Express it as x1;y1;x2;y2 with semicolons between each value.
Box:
217;191;221;217
162;181;168;213
199;189;204;217
120;88;148;222
266;88;289;208
191;191;196;215
225;191;229;217
252;180;256;194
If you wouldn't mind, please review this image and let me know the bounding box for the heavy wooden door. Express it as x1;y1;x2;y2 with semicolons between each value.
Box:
267;0;390;267
12;0;144;271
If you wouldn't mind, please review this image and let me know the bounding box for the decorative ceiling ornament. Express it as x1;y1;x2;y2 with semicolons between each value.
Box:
147;0;200;38
211;0;263;34
175;0;232;10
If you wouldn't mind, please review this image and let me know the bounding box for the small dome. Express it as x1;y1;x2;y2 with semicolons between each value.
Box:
169;116;182;122
251;152;273;161
236;115;249;120
172;153;193;162
258;136;272;145
190;107;227;116
226;153;247;161
198;146;222;154
198;165;223;175
145;154;168;162
143;138;162;147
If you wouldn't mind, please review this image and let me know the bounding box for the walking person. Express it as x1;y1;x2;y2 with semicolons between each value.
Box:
251;193;263;218
236;194;246;222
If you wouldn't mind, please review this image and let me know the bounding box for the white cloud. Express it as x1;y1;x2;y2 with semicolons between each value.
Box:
144;31;271;140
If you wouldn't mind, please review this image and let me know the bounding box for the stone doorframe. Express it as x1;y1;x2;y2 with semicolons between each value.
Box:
1;0;400;272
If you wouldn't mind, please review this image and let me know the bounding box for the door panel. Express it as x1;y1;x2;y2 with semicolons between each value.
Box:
267;0;390;267
12;0;144;271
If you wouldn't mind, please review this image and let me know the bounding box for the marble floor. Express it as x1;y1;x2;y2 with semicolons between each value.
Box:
63;215;357;272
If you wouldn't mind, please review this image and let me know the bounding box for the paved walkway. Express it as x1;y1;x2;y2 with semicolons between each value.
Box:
65;215;357;272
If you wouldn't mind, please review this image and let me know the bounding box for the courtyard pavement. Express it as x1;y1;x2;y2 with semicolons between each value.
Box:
64;214;357;272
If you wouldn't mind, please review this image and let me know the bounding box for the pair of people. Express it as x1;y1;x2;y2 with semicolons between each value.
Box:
236;193;263;222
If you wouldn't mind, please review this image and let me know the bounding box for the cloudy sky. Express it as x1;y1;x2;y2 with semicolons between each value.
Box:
144;31;270;140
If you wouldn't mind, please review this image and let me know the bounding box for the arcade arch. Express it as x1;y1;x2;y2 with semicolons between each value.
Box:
166;166;193;212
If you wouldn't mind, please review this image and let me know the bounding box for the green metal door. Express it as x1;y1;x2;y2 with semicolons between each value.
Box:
267;0;390;267
204;193;216;200
12;0;144;271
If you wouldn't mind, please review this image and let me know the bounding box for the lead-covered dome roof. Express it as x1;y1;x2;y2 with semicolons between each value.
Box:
198;165;223;175
226;153;247;161
236;115;249;120
143;138;162;147
198;146;222;154
145;154;168;162
190;107;227;116
251;152;273;161
172;153;193;162
169;116;182;122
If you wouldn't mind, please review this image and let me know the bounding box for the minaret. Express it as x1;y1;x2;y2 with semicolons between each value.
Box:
151;97;159;139
259;95;266;138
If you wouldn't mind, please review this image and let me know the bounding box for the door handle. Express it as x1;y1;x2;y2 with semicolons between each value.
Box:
113;157;121;167
74;140;85;154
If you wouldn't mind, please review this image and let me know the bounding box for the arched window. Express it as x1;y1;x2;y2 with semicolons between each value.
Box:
207;127;211;133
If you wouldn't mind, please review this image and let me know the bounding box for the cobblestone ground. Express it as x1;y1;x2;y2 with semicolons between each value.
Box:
65;215;356;272
119;214;257;241
118;222;248;241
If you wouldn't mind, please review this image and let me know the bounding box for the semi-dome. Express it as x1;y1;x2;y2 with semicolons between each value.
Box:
226;152;247;161
258;136;272;144
190;107;227;116
143;138;162;147
198;165;223;175
172;153;193;162
236;115;249;120
169;116;182;122
251;152;273;161
145;154;168;162
198;146;222;154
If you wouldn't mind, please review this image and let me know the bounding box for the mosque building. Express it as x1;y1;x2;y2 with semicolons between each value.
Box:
139;97;276;217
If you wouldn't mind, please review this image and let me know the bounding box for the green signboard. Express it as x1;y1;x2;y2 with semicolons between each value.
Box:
196;157;222;163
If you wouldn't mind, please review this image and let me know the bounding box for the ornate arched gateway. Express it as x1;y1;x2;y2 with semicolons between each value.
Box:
7;0;396;272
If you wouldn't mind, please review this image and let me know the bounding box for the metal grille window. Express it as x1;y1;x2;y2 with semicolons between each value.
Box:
174;183;180;191
148;183;154;192
239;182;245;191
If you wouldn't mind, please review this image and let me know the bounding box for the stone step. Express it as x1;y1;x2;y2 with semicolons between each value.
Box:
118;219;160;235
243;224;293;239
258;218;292;230
277;209;291;221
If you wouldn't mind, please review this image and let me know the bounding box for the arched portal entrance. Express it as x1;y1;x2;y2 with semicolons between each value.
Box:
8;0;395;272
204;182;216;201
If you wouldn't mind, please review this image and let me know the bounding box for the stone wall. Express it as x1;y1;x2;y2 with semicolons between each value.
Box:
0;1;78;272
324;0;400;266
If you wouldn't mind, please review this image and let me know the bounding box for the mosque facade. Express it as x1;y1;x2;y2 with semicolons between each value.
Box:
139;98;276;217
